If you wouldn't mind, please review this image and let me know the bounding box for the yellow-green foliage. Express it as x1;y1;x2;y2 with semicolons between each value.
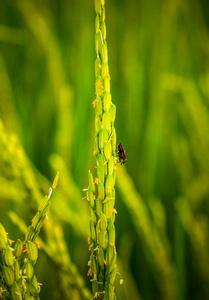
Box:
87;1;117;299
0;175;58;300
0;0;209;300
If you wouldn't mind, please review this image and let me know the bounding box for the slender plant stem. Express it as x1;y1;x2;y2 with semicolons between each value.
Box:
87;1;117;299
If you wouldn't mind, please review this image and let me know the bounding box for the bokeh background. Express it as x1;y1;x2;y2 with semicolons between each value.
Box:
1;0;209;299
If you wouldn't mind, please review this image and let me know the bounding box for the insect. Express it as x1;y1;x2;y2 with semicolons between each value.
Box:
118;142;127;165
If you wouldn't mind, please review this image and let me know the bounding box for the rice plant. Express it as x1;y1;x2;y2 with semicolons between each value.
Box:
0;173;59;300
86;1;118;299
1;0;209;299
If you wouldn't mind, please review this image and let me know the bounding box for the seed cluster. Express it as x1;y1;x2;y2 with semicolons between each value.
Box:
0;173;59;300
87;1;117;299
0;220;41;300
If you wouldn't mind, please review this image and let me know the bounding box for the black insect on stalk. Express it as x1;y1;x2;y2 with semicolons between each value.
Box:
118;141;127;165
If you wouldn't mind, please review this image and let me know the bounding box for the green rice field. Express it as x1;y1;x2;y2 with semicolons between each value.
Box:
0;0;209;299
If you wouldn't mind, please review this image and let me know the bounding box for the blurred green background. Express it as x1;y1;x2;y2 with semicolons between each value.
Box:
1;0;209;299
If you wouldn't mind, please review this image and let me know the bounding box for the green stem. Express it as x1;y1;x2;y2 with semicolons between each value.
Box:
87;1;117;299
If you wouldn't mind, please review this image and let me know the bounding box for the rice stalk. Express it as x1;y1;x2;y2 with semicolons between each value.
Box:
9;212;92;300
0;173;59;300
87;1;118;299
